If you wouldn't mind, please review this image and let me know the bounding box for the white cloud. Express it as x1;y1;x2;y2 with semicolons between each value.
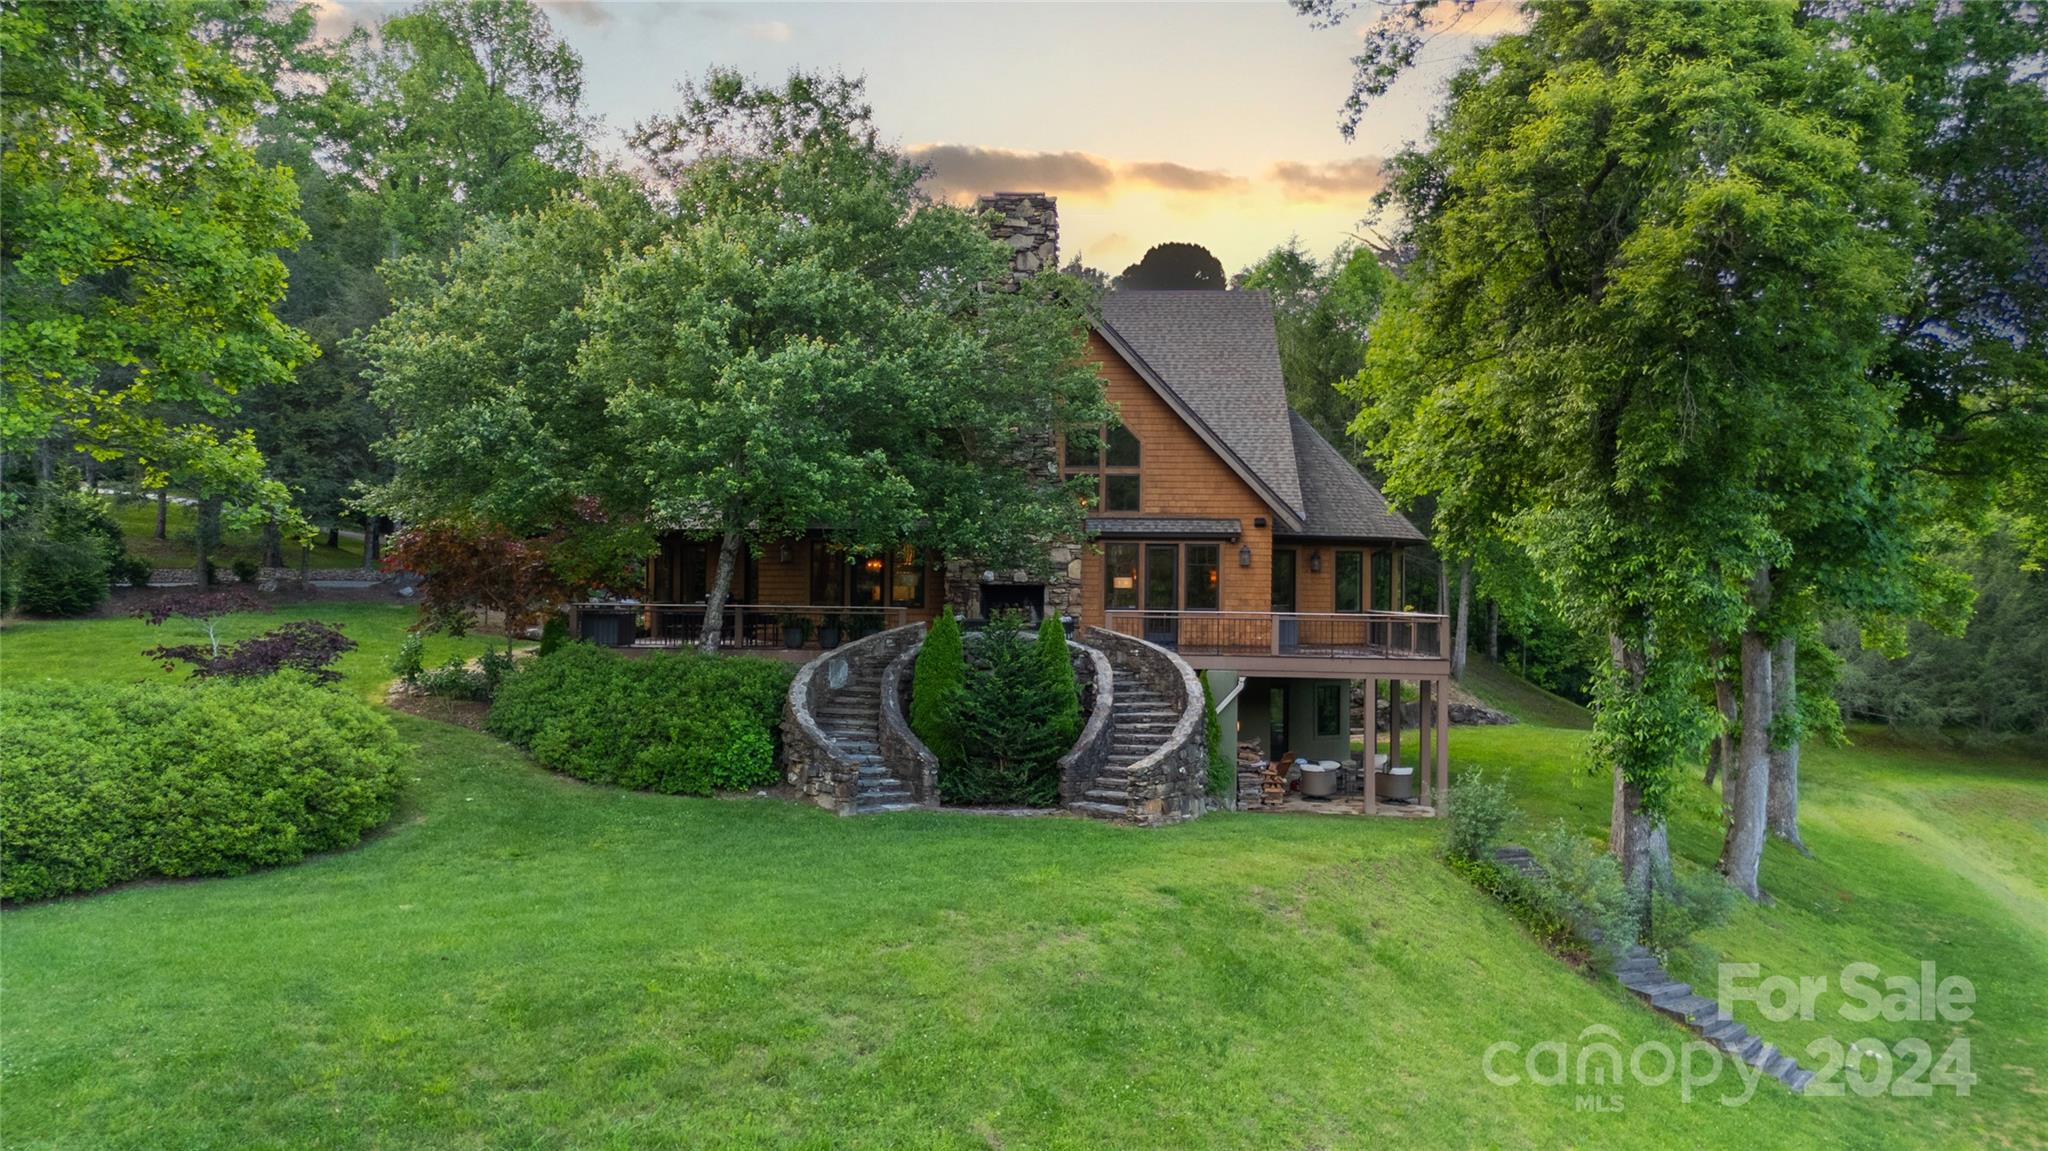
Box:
741;19;792;43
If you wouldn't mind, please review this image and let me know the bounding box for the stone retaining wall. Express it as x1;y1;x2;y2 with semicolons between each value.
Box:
1058;641;1116;807
879;640;941;806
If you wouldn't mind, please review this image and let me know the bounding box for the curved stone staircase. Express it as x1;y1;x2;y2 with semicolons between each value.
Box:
784;621;1208;823
782;624;933;815
1066;628;1209;825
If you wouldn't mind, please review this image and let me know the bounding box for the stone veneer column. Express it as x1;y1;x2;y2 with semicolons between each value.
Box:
978;192;1059;286
946;192;1082;620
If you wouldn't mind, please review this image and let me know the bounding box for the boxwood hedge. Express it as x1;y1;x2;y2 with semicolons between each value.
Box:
1;676;407;903
488;643;792;795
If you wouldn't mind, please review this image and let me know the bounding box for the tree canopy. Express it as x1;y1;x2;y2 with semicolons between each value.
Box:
1116;242;1227;290
1350;0;1927;896
1;0;314;523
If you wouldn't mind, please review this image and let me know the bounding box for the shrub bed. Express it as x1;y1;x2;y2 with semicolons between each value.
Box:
1;676;407;902
488;643;792;795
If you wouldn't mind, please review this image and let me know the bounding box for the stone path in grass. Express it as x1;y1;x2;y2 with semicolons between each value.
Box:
1492;845;1816;1094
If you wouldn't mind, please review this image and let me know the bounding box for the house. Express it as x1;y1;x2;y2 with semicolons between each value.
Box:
570;193;1452;820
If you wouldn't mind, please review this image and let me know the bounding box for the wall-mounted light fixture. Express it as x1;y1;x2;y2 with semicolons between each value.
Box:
1309;549;1323;573
1239;544;1253;568
778;542;793;564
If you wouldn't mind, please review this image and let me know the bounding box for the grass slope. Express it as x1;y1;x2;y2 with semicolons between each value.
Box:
3;612;2042;1149
108;495;365;570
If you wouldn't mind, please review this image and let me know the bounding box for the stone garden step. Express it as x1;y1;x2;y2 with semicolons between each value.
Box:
1069;800;1125;819
856;801;922;814
1084;788;1130;803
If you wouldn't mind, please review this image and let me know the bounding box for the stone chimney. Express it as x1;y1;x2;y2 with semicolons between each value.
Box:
979;192;1058;287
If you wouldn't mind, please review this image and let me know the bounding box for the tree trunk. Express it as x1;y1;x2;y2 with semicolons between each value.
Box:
1720;574;1773;900
1606;634;1671;910
1451;557;1473;682
698;528;745;654
326;526;340;550
1704;640;1736;791
1486;599;1499;662
154;491;169;539
261;519;284;568
361;517;379;569
1767;636;1810;855
194;498;224;587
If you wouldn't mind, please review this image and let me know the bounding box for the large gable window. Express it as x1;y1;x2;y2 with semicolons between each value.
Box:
1064;424;1141;512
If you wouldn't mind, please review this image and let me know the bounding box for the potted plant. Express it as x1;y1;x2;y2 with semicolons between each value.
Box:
817;612;844;650
779;613;812;649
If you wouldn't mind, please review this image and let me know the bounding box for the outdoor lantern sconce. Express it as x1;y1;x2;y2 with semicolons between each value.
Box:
1309;549;1323;573
778;542;793;564
1239;544;1253;568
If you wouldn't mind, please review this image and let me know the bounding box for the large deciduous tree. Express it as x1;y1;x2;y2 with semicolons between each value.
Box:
1348;0;1920;906
589;70;1108;650
1;0;313;527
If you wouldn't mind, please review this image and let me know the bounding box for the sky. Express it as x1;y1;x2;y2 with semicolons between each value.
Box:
315;0;1521;274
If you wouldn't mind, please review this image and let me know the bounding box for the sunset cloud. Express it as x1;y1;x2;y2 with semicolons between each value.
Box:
912;145;1119;199
1123;161;1246;194
1267;157;1387;201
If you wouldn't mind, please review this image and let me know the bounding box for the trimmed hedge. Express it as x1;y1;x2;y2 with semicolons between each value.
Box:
1;676;407;902
487;643;792;795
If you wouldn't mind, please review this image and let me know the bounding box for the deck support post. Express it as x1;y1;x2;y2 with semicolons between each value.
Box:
1435;676;1451;818
1386;678;1402;780
1418;679;1434;808
1361;677;1377;815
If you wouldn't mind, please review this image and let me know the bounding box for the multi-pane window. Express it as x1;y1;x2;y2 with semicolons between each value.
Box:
890;546;925;608
1315;683;1344;737
1272;548;1297;612
1335;550;1364;613
1184;544;1220;610
1109;541;1222;613
1105;543;1140;610
1064;424;1141;512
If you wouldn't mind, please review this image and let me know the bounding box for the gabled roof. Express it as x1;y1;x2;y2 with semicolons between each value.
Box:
1098;291;1306;527
1284;411;1426;542
1094;289;1423;544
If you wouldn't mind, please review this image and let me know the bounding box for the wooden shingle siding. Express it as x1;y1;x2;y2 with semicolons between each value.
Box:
1074;333;1281;628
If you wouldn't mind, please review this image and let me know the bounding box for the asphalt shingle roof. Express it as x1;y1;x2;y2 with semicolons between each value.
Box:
1096;290;1422;544
1085;516;1243;538
1284;411;1426;542
1098;291;1305;520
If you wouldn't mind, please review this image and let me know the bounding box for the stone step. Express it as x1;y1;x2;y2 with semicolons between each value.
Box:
856;801;923;814
1732;1035;1764;1063
1653;994;1719;1023
1625;977;1687;1000
1069;800;1125;819
1784;1066;1816;1094
1745;1042;1777;1069
1764;1050;1799;1081
1085;788;1130;803
1701;1018;1746;1045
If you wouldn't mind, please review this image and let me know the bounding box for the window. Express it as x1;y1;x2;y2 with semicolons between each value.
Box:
1184;545;1220;610
1335;550;1364;613
1105;543;1139;610
1315;683;1343;737
1372;550;1394;611
852;554;887;607
1272;548;1297;612
890;546;925;608
1064;423;1141;513
1144;544;1178;611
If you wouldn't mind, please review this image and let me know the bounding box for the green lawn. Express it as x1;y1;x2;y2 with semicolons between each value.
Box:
108;495;366;570
2;609;2042;1148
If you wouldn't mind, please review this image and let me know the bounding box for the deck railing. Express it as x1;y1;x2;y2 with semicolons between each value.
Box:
567;602;910;650
1102;609;1447;661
